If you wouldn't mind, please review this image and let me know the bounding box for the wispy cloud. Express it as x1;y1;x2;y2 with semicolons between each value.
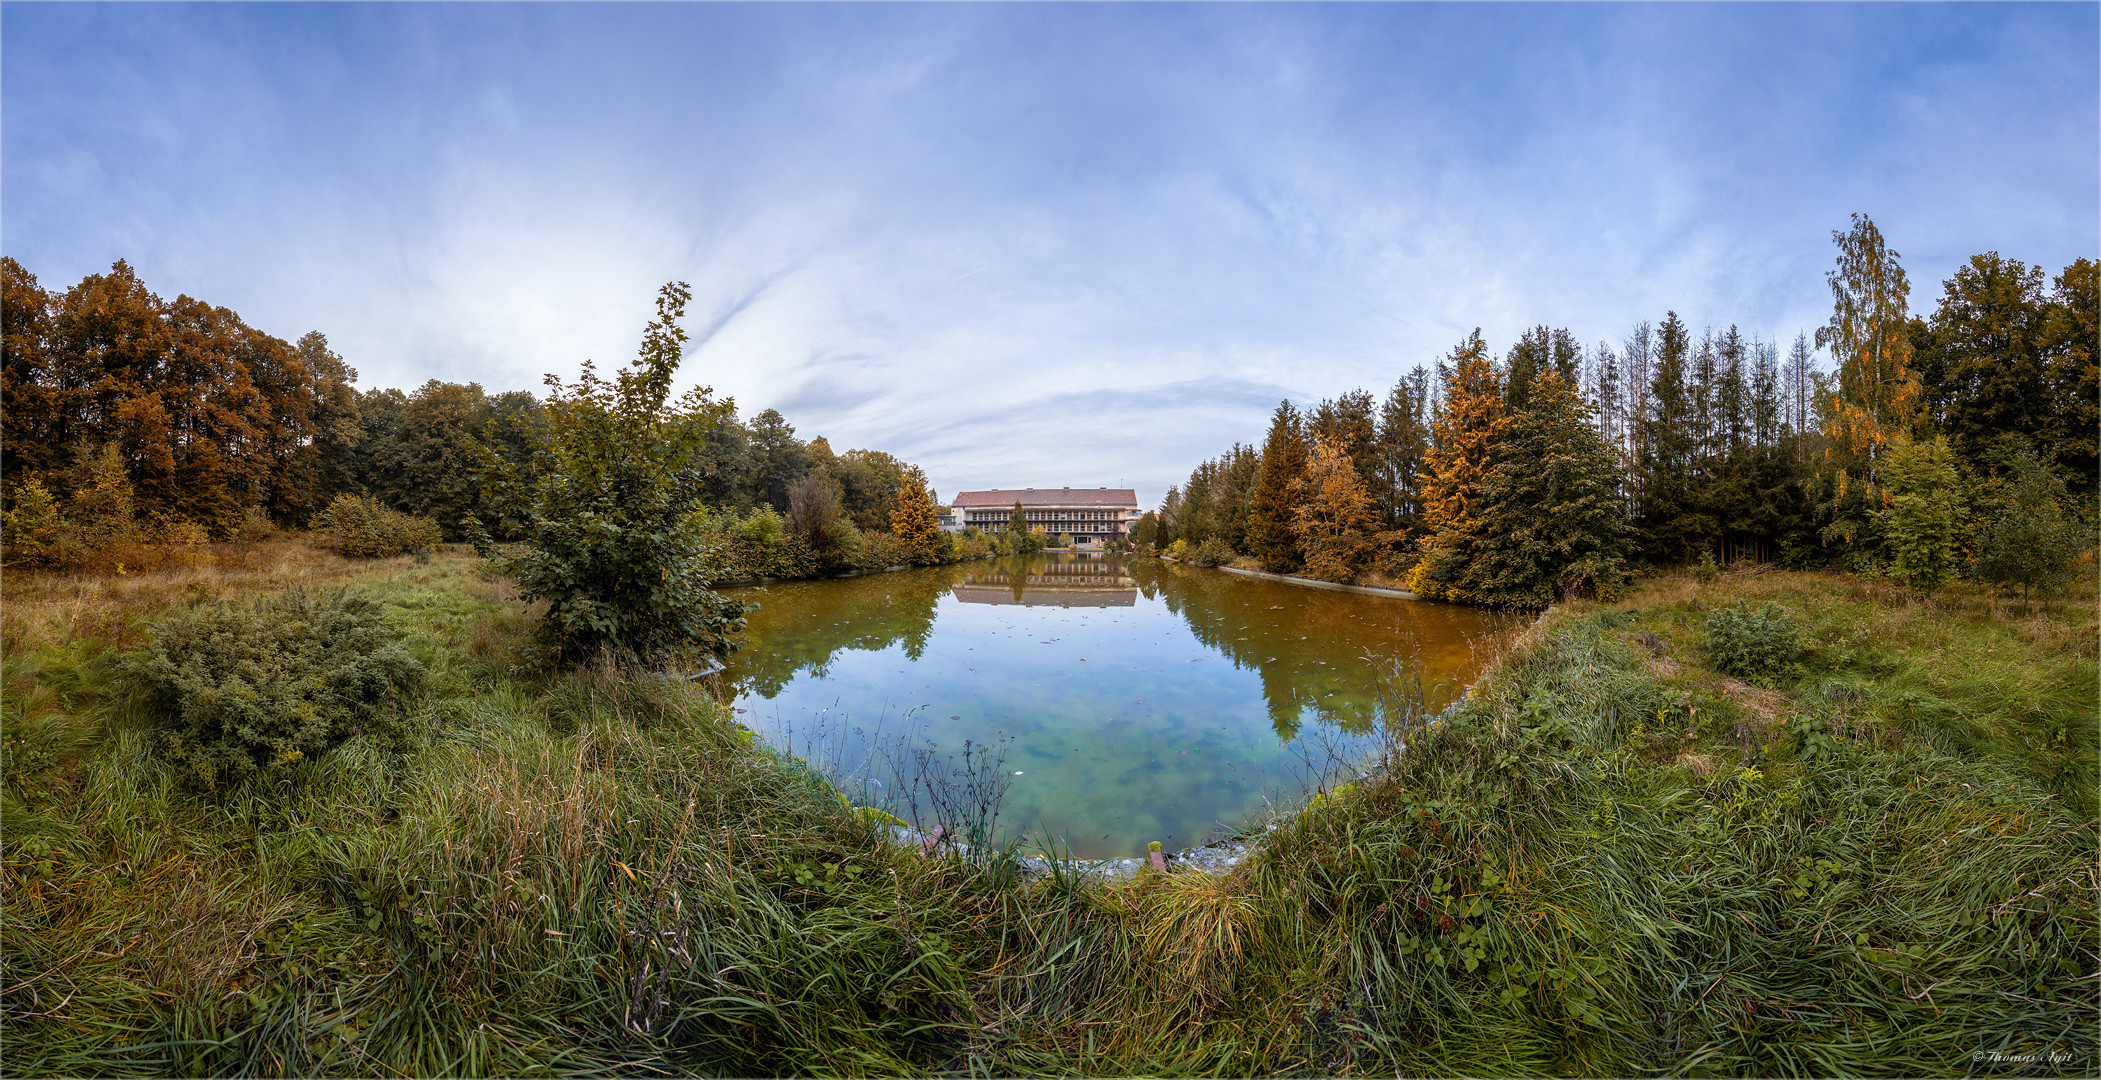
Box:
5;3;2093;506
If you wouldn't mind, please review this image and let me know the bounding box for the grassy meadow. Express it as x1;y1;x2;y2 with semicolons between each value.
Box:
2;536;2094;1077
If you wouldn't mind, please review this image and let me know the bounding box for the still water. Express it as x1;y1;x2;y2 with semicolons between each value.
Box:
716;553;1519;860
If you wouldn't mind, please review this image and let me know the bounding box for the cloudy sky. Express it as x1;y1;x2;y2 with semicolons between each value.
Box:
6;3;2094;506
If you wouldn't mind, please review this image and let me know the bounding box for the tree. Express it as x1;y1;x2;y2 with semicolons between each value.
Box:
2039;258;2097;493
1292;436;1379;583
1005;499;1031;551
1913;252;2048;462
748;408;811;513
1810;215;1924;563
477;281;748;668
1637;312;1713;563
1411;331;1501;572
1973;438;2084;596
1246;401;1308;573
1440;370;1631;606
888;464;942;560
1374;368;1431;533
1876;436;1964;592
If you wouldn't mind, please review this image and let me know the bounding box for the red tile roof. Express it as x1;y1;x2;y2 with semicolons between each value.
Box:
951;488;1138;508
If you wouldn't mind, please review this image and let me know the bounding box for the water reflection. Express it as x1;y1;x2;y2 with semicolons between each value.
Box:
715;553;1517;858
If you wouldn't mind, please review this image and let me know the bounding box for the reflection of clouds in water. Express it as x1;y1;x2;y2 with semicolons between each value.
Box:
716;553;1517;858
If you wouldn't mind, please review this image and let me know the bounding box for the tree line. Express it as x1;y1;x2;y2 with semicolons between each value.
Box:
0;257;973;578
1145;217;2095;605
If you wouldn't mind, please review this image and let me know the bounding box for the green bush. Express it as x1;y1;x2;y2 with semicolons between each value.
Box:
126;588;427;790
1188;537;1235;567
312;494;443;558
1704;601;1806;684
1973;443;2087;597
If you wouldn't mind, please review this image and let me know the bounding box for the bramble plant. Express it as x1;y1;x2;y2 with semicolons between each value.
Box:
477;282;748;668
1703;601;1806;684
127;588;426;790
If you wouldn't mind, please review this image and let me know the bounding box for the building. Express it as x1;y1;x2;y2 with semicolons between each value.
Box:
950;487;1142;546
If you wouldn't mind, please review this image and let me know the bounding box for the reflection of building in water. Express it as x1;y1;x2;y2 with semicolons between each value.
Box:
954;559;1138;606
951;488;1141;545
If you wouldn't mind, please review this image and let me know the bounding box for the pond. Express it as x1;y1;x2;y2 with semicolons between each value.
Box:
715;553;1520;860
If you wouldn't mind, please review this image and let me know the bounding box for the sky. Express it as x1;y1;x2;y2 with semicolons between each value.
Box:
5;3;2095;508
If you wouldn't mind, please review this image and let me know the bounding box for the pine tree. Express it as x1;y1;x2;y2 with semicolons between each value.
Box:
1445;370;1630;606
1247;401;1308;573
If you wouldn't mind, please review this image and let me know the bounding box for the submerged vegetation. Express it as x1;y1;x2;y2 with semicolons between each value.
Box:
3;535;2092;1077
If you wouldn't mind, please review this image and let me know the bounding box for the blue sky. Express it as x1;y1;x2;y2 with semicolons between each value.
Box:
5;3;2095;506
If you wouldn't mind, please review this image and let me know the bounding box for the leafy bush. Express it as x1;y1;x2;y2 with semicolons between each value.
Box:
1704;602;1806;684
1973;443;2087;597
1188;537;1236;568
476;282;749;668
235;505;277;544
312;494;443;558
127;588;426;789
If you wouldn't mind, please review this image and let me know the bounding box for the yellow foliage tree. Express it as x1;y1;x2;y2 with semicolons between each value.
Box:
888;464;943;560
1410;331;1504;598
1292;436;1379;583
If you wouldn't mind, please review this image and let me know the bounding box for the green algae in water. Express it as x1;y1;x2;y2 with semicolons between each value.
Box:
717;553;1519;859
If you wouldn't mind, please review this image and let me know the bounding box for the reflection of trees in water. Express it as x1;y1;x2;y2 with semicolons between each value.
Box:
716;562;975;699
1124;558;1449;740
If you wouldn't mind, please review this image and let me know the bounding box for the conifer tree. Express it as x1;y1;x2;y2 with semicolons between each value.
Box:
1247;400;1307;573
1375;367;1431;532
1292;436;1380;583
1444;370;1630;606
1408;331;1502;598
889;464;942;559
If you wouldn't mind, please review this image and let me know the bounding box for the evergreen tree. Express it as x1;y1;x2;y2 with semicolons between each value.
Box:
1637;311;1713;563
1307;389;1378;492
1374;367;1431;532
1007;499;1028;545
1247;401;1308;573
1442;370;1631;606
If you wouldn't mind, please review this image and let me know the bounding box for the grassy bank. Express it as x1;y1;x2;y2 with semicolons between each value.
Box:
3;540;2094;1076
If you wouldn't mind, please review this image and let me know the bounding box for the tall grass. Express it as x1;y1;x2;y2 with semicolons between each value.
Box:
4;545;2093;1077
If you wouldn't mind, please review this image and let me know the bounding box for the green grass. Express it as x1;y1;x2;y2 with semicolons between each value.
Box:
3;541;2094;1076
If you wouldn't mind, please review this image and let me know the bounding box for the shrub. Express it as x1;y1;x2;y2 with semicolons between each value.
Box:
127;588;427;790
1188;537;1235;568
1973;444;2087;597
2;477;68;568
1704;602;1805;685
235;505;277;544
312;494;443;558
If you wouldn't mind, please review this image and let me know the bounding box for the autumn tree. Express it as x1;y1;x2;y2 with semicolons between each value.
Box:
1408;331;1501;597
889;464;943;560
1292;436;1379;583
